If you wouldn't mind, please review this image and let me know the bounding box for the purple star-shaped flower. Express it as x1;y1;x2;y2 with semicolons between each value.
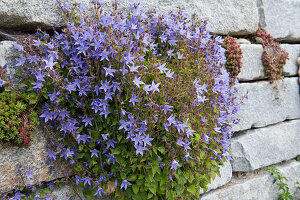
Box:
129;94;140;107
90;149;99;158
121;179;132;190
25;169;34;181
171;160;181;171
104;65;117;77
82;116;93;127
94;187;106;197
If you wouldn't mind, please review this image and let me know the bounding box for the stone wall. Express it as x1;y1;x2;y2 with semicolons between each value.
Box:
0;0;299;199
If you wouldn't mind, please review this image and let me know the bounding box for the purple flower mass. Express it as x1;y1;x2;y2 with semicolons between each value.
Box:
16;1;241;199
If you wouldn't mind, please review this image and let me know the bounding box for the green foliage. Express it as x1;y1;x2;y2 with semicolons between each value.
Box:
267;166;294;200
0;68;39;146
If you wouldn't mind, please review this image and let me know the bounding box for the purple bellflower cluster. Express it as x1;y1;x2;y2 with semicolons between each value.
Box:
12;1;241;199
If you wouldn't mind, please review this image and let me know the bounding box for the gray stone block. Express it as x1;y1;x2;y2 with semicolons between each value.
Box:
258;0;300;42
200;161;232;194
231;120;300;172
233;77;300;132
0;130;68;193
0;0;259;36
280;44;300;77
238;44;265;81
200;160;300;200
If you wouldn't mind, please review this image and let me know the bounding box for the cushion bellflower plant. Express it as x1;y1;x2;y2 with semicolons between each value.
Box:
15;1;241;199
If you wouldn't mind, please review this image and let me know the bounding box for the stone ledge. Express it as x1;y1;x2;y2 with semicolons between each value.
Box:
0;129;68;193
200;161;232;194
200;160;300;200
233;77;300;132
238;44;300;81
258;0;300;42
231;120;300;172
0;0;258;36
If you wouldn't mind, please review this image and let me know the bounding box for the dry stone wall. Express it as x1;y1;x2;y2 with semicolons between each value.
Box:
0;0;299;199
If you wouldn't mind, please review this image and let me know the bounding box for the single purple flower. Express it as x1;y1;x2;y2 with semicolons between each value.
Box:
171;160;181;171
121;179;132;190
90;149;99;158
25;169;34;181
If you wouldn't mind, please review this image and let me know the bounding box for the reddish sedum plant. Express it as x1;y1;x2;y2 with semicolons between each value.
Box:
255;28;289;84
221;36;242;83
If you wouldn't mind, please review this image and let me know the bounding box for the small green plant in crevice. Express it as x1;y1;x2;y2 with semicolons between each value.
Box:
221;36;243;84
267;166;294;200
255;28;289;89
0;64;39;147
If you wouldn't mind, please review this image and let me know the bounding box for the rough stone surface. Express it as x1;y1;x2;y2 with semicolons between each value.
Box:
0;0;258;35
280;44;300;76
200;160;300;200
200;161;232;194
0;41;16;77
238;44;265;81
0;130;68;193
0;0;93;31
231;120;300;172
238;44;300;81
235;38;251;44
51;185;114;200
232;77;300;132
258;0;300;42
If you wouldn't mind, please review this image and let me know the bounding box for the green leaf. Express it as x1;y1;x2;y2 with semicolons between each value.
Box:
148;182;158;195
187;184;196;195
128;174;137;182
158;146;165;154
18;83;27;88
132;184;139;194
151;163;160;177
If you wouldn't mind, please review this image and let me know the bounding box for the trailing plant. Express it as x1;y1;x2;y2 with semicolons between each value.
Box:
0;64;39;147
10;1;241;199
221;36;243;83
267;166;295;200
255;28;289;87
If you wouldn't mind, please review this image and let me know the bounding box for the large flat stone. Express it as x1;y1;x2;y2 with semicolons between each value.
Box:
231;120;300;172
258;0;300;42
153;0;259;35
0;0;258;36
0;130;68;193
0;0;92;31
233;77;300;132
200;161;232;194
200;160;300;200
238;44;300;81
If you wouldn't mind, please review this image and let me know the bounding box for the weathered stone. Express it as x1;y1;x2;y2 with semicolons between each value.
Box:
153;0;259;35
0;130;68;193
0;41;16;76
0;0;258;36
231;120;300;172
0;0;93;31
200;161;232;194
238;44;265;81
258;0;300;42
200;160;300;200
280;44;300;77
238;44;300;81
232;77;300;132
235;38;251;45
51;184;114;200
